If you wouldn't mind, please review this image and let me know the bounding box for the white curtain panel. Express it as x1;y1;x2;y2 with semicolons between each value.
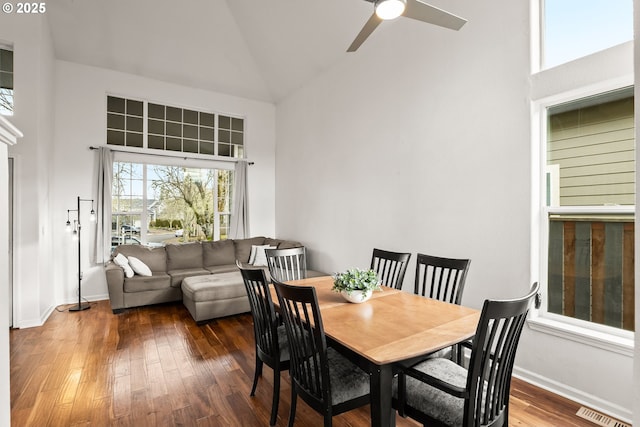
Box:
93;147;113;263
229;160;249;239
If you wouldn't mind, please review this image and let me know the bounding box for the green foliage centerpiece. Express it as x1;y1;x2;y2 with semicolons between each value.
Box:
332;268;381;303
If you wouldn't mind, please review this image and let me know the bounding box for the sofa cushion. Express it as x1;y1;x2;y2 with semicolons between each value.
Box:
128;256;152;276
166;242;204;271
203;239;236;267
277;240;303;249
263;238;303;249
182;272;247;302
123;273;171;293
250;245;277;266
263;238;282;247
113;245;167;273
113;253;134;278
234;237;266;262
167;268;210;287
206;264;239;274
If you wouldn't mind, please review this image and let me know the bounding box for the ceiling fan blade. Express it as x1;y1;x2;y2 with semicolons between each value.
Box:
347;13;383;52
403;0;467;30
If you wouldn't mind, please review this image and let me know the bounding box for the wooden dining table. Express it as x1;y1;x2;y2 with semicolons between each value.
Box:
270;275;481;427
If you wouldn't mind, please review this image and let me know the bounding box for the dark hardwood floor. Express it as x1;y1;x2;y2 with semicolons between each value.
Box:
10;300;605;426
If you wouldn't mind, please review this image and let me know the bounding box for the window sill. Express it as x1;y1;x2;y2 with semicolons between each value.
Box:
527;316;633;357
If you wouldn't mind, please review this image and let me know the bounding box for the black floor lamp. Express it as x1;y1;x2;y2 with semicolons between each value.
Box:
66;196;96;312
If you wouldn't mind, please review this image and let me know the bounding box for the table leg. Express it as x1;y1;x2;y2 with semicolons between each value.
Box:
369;362;396;427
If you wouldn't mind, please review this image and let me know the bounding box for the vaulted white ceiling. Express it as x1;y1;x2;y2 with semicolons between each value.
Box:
45;0;465;103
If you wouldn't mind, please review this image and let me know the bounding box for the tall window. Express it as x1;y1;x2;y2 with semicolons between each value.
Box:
542;0;632;69
107;95;245;158
0;47;13;116
112;161;233;249
544;87;635;332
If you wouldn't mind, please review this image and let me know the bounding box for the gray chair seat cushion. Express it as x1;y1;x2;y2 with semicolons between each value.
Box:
123;273;171;293
393;357;467;427
276;325;290;361
182;272;246;302
327;347;370;405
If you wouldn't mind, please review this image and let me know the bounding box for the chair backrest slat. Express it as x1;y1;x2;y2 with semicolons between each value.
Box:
237;263;280;365
370;248;411;290
274;280;331;412
414;253;471;305
266;247;307;282
464;282;540;427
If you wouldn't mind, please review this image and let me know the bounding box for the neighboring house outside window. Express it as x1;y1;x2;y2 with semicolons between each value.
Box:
533;0;635;348
0;47;13;116
545;88;635;332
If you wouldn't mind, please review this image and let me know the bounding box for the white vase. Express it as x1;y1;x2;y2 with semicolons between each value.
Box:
341;290;372;303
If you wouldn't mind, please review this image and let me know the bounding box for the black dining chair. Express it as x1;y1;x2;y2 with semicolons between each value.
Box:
413;253;471;364
265;247;307;282
394;282;541;427
237;262;290;426
370;248;411;289
414;253;471;304
273;279;370;427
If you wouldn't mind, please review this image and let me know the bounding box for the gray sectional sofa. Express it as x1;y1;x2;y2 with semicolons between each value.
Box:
105;236;324;321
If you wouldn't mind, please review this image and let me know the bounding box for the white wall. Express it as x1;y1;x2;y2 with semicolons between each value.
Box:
0;141;9;427
0;13;56;329
526;41;634;420
51;60;277;305
275;0;633;421
0;117;23;427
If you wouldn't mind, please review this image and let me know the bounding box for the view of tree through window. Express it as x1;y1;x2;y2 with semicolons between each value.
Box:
0;48;13;116
112;161;233;249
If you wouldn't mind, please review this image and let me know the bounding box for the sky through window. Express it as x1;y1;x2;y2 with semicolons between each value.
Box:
544;0;632;69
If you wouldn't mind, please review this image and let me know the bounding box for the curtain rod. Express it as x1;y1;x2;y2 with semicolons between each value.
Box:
89;145;254;165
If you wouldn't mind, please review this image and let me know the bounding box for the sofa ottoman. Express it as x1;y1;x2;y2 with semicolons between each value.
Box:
181;271;250;323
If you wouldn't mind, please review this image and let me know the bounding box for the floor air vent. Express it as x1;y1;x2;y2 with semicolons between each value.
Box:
576;407;630;427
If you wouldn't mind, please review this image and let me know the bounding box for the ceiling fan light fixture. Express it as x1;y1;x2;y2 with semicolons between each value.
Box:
375;0;406;20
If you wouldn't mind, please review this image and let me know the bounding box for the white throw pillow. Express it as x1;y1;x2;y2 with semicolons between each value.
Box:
113;253;134;278
248;245;260;264
252;245;277;267
128;256;152;276
249;244;274;264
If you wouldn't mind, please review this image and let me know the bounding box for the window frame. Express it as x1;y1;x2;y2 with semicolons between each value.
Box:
538;0;634;71
0;44;14;116
530;78;635;356
106;94;246;159
112;151;235;247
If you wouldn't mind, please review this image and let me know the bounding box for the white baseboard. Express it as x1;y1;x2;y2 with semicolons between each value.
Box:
14;294;110;329
512;366;632;424
62;294;109;305
14;303;54;328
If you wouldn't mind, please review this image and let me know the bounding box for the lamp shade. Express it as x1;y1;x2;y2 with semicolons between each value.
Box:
375;0;406;20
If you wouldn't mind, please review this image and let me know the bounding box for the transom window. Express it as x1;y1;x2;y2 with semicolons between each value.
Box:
107;95;245;158
0;47;13;116
542;0;632;69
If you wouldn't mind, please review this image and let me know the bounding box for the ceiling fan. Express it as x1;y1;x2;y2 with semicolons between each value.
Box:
347;0;467;52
